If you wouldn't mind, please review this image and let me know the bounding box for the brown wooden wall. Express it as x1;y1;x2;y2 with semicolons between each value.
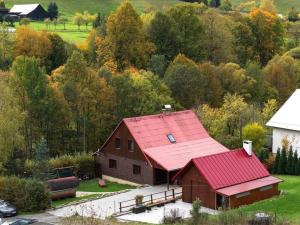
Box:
181;164;216;209
95;122;154;185
229;184;280;208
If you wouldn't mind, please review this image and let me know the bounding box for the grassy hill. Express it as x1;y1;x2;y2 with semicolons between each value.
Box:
5;0;180;17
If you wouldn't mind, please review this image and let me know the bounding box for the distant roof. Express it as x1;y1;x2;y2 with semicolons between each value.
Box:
267;89;300;131
174;149;279;193
9;4;40;15
98;110;230;171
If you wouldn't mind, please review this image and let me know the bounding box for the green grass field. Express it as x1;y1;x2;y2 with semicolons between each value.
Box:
238;175;300;223
77;179;135;192
5;0;180;17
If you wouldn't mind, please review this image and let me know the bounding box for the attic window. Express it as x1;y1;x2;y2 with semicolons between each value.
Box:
167;134;176;143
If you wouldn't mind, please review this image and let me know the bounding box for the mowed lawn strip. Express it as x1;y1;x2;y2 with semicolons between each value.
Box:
77;179;136;193
238;175;300;223
51;193;103;208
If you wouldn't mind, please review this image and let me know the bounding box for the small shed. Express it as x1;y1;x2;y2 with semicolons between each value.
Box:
9;4;48;20
174;148;282;209
267;89;300;154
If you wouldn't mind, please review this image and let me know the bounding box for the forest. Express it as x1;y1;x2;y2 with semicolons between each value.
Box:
0;0;300;172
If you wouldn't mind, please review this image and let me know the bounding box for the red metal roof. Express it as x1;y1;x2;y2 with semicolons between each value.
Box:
175;149;271;190
143;138;229;171
216;176;282;196
124;110;209;149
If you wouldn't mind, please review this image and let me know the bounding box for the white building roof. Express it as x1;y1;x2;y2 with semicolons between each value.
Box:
267;89;300;131
9;4;40;15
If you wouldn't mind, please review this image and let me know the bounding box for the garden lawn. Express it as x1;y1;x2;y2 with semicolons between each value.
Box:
51;193;103;208
238;175;300;223
77;179;135;193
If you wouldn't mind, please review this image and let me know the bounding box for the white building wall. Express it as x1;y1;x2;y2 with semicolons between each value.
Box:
272;128;300;155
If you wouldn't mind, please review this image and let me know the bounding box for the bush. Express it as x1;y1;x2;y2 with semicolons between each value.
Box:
49;153;95;179
0;176;50;212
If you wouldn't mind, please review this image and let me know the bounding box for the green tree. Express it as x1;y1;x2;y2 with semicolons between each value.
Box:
272;148;280;174
47;2;58;19
288;7;299;22
287;146;294;174
73;12;84;30
0;72;24;166
32;137;50;180
0;0;5;8
293;150;298;175
0;24;14;70
210;0;221;8
93;12;105;28
148;54;168;78
242;123;266;153
278;148;287;174
47;33;68;72
19;18;30;25
165;54;204;108
106;1;155;70
220;0;232;11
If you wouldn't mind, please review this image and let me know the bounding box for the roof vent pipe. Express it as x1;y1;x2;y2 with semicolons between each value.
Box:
243;140;252;156
162;105;172;115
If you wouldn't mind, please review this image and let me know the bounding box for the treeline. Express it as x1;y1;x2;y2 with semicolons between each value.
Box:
0;0;300;169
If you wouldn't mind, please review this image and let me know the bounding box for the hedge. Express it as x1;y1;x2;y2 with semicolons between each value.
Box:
0;176;50;212
25;152;95;179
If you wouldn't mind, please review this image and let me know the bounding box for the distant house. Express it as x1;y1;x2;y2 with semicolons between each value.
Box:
9;4;48;20
174;145;282;209
0;7;9;17
93;110;230;185
267;89;300;154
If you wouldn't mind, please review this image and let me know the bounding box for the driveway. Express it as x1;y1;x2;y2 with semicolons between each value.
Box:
117;200;219;224
49;185;180;219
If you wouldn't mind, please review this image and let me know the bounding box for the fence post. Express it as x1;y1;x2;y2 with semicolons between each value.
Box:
151;194;153;204
172;189;175;199
119;202;122;213
165;191;167;200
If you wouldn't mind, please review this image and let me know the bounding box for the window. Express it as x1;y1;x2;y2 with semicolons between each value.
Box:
260;185;273;192
236;191;250;198
115;138;121;149
109;159;117;169
167;133;176;143
133;165;141;175
128;140;134;151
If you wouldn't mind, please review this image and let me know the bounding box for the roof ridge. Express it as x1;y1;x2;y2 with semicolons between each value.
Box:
123;109;194;121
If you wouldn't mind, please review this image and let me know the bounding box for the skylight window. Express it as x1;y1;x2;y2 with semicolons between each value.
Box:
167;134;176;143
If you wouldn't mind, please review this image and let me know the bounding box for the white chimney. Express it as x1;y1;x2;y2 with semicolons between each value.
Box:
243;140;252;156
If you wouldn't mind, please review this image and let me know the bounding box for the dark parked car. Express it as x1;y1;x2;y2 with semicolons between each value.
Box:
9;219;38;225
0;200;17;218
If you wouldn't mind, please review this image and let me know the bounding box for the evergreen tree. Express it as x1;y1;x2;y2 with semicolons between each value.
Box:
272;148;280;174
210;0;221;8
93;12;105;28
47;2;58;19
278;148;287;174
293;150;298;175
32;137;50;180
287;146;294;174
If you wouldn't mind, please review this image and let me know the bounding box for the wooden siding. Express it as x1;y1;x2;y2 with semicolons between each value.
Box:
181;165;216;209
96;122;154;185
229;184;280;208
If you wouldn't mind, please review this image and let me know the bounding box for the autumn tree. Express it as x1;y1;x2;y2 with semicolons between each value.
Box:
106;1;155;70
73;12;84;30
264;54;300;103
47;33;68;72
242;123;266;153
249;8;284;65
0;24;14;70
259;0;277;14
200;9;235;63
15;26;52;66
110;70;178;122
164;54;204;108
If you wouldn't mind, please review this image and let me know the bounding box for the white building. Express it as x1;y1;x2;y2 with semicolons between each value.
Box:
267;89;300;154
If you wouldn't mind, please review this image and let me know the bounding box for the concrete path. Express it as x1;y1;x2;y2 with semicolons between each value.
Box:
117;200;219;224
49;185;180;219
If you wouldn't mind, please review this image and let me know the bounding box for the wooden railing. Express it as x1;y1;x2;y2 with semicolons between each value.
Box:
118;188;182;213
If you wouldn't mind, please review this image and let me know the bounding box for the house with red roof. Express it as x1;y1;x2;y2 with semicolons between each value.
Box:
173;148;282;209
94;110;229;185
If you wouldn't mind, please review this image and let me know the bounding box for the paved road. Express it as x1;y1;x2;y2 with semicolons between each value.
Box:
2;212;61;225
50;185;181;219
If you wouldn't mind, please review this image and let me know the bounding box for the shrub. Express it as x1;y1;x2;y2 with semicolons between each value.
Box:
0;176;50;212
74;153;95;179
50;155;76;169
